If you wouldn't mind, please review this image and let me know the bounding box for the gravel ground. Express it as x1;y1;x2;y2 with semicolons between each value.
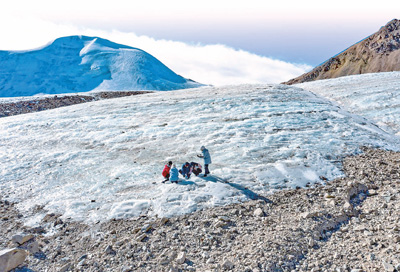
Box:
2;147;400;272
0;91;151;118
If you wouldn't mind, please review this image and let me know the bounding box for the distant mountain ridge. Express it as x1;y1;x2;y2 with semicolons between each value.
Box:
285;19;400;84
0;36;203;97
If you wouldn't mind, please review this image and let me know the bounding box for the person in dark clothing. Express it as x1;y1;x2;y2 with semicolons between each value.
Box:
190;162;202;176
179;162;192;179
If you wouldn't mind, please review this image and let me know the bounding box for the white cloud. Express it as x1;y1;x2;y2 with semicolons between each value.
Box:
88;30;312;85
0;17;311;85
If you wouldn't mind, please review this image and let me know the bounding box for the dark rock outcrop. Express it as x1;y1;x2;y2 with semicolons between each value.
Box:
285;19;400;84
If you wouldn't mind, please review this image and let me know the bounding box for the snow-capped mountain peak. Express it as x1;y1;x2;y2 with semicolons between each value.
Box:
0;35;203;97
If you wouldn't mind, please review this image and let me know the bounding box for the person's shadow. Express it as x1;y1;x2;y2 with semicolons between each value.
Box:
198;175;272;203
174;179;197;186
13;268;35;272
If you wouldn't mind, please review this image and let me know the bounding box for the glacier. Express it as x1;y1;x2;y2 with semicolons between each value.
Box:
1;75;400;224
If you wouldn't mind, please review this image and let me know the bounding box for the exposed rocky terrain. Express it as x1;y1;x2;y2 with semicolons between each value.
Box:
0;91;150;118
285;19;400;84
2;147;400;271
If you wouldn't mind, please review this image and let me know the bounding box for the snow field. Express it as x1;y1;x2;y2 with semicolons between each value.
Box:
297;71;400;135
1;83;399;224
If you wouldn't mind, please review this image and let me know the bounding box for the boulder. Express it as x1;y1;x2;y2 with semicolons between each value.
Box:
176;252;186;264
0;248;28;272
141;224;153;233
223;260;235;270
253;208;264;217
58;262;71;272
11;234;34;245
26;241;40;254
136;234;147;242
104;245;116;255
345;183;368;202
382;261;395;272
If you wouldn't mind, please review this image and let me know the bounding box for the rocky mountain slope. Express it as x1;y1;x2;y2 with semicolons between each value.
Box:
285;19;400;85
0;36;202;97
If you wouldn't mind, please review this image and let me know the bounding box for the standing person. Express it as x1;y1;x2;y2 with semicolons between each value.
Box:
162;161;173;183
170;164;179;183
197;146;211;177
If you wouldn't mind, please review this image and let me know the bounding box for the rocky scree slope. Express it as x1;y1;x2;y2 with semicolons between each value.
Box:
285;19;400;85
0;91;151;118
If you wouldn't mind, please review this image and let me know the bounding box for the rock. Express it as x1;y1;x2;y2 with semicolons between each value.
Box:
26;240;40;254
141;224;152;233
159;217;169;226
176;252;186;264
11;233;34;245
383;195;393;203
223;260;235;270
77;259;85;267
219;216;230;222
346;183;368;202
301;211;319;219
168;266;179;272
121;266;132;272
169;252;177;261
206;257;215;264
368;189;378;196
308;238;315;248
160;257;170;265
343;202;352;210
215;221;227;228
253;208;264;217
369;254;376;261
136;234;147;242
353;225;365;232
78;254;87;261
104;245;116;255
31;226;46;234
58;262;71;272
0;248;28;272
382;261;395;271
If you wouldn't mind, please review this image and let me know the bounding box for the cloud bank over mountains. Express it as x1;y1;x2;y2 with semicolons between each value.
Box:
0;17;311;86
103;31;312;86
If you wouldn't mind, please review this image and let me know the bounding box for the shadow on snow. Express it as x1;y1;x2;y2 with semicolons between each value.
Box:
175;175;272;204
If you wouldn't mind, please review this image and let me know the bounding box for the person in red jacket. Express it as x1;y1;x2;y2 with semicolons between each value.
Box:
162;161;173;183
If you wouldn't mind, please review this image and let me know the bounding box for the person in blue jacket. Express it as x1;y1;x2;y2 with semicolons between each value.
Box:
197;146;211;177
170;164;179;184
179;162;192;179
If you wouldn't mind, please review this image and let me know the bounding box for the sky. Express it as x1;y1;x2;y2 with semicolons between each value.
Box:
0;0;399;85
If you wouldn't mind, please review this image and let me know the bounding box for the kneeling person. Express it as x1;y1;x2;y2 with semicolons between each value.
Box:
180;162;192;179
190;162;202;176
